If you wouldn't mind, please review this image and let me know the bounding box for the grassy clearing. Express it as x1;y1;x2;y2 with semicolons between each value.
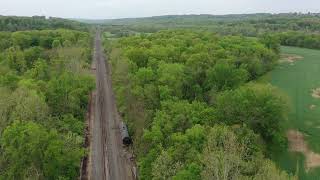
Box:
264;46;320;179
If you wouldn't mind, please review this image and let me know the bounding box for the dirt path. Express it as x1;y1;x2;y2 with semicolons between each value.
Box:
89;29;134;180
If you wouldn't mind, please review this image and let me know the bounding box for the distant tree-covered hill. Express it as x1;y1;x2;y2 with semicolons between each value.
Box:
85;13;320;50
0;15;89;31
77;13;273;24
80;13;319;34
82;13;320;30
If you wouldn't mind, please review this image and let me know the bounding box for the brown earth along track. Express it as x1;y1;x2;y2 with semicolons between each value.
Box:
89;29;134;180
80;92;93;180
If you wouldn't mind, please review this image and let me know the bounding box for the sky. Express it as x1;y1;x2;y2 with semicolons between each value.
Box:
0;0;319;19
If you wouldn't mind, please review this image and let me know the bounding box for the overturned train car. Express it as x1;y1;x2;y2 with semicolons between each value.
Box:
120;122;132;146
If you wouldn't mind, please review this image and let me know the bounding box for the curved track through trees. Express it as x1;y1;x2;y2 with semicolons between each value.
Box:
90;29;134;180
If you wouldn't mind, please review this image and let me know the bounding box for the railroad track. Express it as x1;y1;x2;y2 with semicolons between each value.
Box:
89;29;134;180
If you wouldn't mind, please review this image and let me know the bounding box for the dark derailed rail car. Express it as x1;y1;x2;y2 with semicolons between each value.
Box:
120;122;132;146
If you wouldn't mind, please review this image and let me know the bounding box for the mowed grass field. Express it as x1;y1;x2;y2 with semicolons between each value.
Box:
266;46;320;179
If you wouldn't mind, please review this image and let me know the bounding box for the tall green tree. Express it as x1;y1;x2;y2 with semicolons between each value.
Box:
0;121;49;179
215;84;289;145
157;63;185;98
206;62;248;91
10;87;49;123
6;47;26;74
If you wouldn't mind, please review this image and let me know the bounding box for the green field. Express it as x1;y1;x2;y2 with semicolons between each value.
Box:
266;46;320;179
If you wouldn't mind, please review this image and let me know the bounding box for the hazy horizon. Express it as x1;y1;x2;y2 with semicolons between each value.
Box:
1;0;320;19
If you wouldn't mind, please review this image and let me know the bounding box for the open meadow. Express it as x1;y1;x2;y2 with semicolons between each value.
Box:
267;46;320;179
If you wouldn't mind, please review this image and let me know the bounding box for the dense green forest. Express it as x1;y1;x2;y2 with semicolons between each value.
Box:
0;29;94;179
277;31;320;49
0;16;88;31
94;13;320;30
100;13;320;50
1;13;319;179
105;30;297;179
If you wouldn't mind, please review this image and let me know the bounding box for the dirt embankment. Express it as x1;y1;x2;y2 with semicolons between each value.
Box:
311;88;320;99
80;92;95;180
287;130;320;171
280;54;303;63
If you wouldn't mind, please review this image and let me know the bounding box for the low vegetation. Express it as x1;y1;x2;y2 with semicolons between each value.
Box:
267;46;320;179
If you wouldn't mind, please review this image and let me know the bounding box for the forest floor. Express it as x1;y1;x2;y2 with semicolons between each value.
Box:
89;30;135;180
